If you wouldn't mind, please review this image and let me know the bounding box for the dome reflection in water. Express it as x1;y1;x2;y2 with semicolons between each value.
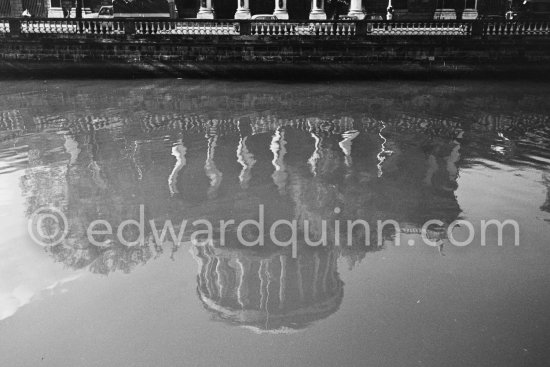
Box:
1;81;549;340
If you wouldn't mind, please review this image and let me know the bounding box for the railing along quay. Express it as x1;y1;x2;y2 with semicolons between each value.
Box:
0;18;549;37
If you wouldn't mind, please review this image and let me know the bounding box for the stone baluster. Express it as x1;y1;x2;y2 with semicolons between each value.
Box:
197;0;214;19
235;0;251;19
273;0;289;20
309;0;327;20
348;0;365;19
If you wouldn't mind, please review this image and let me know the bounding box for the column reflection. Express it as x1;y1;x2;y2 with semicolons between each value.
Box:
168;139;187;196
237;118;255;190
204;121;223;200
270;128;288;194
192;241;343;333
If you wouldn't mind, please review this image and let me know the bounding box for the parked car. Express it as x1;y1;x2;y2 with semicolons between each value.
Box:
251;14;278;20
96;5;113;18
365;13;384;20
433;9;457;20
338;15;358;21
91;1;170;19
479;14;505;21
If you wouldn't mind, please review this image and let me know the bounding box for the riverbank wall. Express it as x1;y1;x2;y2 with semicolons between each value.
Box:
1;19;550;79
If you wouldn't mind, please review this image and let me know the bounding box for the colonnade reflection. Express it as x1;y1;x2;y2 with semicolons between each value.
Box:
16;119;466;330
2;83;549;331
14;108;548;262
17;115;464;271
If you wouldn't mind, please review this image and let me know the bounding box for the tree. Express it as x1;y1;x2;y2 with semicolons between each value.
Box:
326;0;350;19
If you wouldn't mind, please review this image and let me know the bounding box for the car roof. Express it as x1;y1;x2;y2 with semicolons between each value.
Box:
251;14;277;19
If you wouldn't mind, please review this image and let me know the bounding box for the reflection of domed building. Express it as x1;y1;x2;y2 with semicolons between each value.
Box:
9;82;550;331
15;110;467;275
193;242;343;333
11;84;530;279
3;83;550;333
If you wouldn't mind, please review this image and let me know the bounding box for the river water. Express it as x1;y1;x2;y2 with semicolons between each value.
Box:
0;80;549;367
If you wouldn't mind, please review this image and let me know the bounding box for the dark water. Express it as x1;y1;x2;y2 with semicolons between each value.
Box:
0;80;549;367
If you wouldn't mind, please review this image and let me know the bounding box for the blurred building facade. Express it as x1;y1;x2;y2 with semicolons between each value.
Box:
0;0;512;19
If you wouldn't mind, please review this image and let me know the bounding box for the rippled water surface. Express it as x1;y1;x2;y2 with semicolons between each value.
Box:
0;80;549;367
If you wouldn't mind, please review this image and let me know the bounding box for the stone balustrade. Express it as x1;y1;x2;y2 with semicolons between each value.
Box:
484;21;550;36
134;20;240;35
1;18;550;37
369;21;471;36
0;20;9;33
19;19;126;35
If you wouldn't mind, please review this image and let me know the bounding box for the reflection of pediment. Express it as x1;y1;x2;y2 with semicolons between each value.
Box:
193;243;343;332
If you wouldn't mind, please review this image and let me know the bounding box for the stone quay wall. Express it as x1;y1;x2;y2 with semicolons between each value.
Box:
1;19;550;78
